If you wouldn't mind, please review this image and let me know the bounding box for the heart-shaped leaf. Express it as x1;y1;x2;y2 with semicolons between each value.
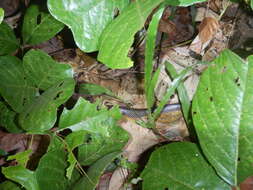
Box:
192;50;253;185
47;0;129;52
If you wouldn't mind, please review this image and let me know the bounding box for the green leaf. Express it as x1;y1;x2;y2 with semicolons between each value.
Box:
7;149;32;167
165;0;207;6
0;50;75;133
19;79;75;133
153;68;189;119
147;66;161;111
0;102;23;133
0;181;21;190
36;149;69;190
23;49;73;90
165;62;191;124
65;131;88;179
58;98;128;165
79;83;115;96
192;49;253;185
98;0;164;69
48;0;129;52
0;56;36;112
22;5;64;45
0;22;19;55
59;98;98;130
0;8;4;24
145;6;164;110
2;165;40;190
141;142;230;190
74;152;120;190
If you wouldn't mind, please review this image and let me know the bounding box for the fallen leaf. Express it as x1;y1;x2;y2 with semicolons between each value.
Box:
189;17;220;55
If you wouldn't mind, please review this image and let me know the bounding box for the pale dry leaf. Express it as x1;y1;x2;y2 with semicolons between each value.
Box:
189;17;220;55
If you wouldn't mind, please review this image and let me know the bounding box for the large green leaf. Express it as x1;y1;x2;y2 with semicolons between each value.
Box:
165;0;207;6
74;152;120;190
58;98;128;165
47;0;129;52
0;8;4;24
0;22;19;55
19;79;75;133
192;50;253;185
0;181;21;190
141;142;230;190
36;149;69;190
2;165;40;190
0;56;36;112
22;5;64;45
23;49;73;90
98;0;164;69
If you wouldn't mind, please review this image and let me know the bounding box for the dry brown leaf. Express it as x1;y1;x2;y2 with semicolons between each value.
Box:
189;17;220;55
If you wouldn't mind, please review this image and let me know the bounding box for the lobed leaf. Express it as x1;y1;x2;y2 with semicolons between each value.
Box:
58;98;128;165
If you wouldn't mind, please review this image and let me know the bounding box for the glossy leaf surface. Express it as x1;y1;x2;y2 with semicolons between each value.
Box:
98;0;163;69
48;0;129;52
141;142;230;190
192;50;253;185
22;5;64;45
0;8;4;24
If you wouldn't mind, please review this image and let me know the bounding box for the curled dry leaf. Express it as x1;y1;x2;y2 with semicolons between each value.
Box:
189;17;220;55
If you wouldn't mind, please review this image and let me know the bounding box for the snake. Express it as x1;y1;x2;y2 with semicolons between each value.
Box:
119;103;181;118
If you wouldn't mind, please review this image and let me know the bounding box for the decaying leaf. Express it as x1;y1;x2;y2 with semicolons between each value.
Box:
189;17;220;55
